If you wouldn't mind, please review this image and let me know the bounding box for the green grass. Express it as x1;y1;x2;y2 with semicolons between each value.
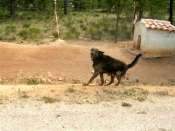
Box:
0;12;132;43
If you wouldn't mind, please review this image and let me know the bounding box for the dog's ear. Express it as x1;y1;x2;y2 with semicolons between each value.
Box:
98;50;104;56
99;50;104;54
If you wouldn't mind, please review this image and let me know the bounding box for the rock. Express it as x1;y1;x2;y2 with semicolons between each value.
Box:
121;102;132;107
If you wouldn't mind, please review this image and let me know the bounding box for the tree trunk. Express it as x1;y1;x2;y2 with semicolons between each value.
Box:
9;0;16;18
64;0;68;15
169;0;173;24
115;0;120;42
132;0;143;37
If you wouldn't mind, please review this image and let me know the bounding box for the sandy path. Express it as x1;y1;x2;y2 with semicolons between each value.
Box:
0;97;175;131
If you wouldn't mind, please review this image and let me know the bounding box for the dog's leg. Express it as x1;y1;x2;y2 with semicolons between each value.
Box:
83;72;99;86
105;74;114;86
99;73;104;86
115;74;122;86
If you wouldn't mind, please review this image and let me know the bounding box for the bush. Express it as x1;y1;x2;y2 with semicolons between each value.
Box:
0;12;132;42
22;23;31;28
0;25;17;41
18;29;29;40
18;27;42;40
4;25;16;34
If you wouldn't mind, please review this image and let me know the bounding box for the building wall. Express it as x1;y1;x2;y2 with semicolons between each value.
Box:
144;29;175;51
133;22;147;49
133;22;175;56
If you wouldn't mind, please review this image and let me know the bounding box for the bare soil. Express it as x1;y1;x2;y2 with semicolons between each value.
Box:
0;40;175;85
0;40;175;131
0;95;175;131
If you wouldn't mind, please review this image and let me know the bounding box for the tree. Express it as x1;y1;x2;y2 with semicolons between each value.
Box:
133;0;143;23
131;0;144;37
9;0;16;18
63;0;68;15
115;0;121;42
169;0;173;24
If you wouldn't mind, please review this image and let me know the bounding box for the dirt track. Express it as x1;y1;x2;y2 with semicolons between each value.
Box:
0;40;175;131
0;40;175;85
0;97;175;131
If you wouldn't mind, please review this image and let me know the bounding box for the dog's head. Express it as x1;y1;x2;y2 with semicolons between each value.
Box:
90;48;104;61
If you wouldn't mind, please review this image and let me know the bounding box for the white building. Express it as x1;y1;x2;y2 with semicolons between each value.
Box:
133;19;175;57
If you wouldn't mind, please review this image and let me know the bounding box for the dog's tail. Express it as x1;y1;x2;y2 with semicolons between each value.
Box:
127;54;142;69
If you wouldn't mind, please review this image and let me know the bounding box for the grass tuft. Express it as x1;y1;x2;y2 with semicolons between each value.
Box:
41;96;60;104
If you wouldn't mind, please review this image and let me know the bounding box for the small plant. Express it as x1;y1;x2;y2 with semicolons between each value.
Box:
154;91;169;96
66;87;76;93
25;78;42;85
120;88;148;102
41;96;60;104
121;102;132;107
18;91;30;99
103;89;119;95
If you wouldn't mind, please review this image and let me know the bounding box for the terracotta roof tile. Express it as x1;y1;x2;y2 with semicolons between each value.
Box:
142;19;175;32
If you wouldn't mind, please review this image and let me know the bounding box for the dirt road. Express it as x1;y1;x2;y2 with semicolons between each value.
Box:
0;96;175;131
0;40;175;131
0;40;175;85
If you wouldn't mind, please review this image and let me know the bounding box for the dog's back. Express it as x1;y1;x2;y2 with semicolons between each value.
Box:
91;49;126;73
101;55;126;73
91;48;142;74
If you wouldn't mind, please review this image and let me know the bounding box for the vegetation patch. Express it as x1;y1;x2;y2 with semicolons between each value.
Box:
18;91;30;99
119;88;148;102
40;96;60;104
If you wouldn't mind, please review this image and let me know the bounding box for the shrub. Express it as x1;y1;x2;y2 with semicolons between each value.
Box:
18;27;41;40
18;29;29;40
4;25;16;34
22;23;31;28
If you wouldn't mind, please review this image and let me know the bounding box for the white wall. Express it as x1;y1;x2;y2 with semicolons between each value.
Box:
133;21;175;56
143;29;175;51
133;22;148;50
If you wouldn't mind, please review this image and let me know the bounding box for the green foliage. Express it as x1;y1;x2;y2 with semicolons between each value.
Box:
24;77;44;85
18;27;41;41
0;0;174;41
0;24;17;41
5;25;16;33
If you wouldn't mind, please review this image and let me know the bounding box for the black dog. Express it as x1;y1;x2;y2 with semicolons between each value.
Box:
84;48;142;86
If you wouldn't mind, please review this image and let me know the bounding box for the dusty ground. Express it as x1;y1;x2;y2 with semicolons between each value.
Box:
0;95;175;131
0;40;175;85
0;40;175;131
